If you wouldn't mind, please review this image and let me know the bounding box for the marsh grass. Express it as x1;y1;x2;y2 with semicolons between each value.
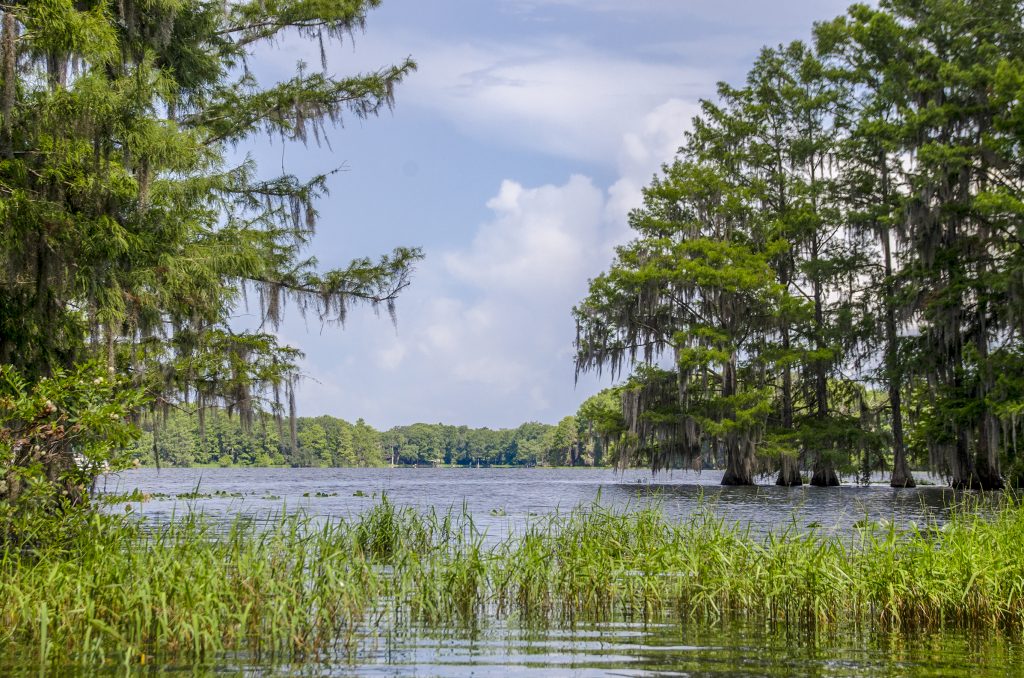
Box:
2;494;1024;669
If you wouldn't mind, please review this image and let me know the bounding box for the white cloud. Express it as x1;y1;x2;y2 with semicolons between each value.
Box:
444;175;605;293
403;40;710;164
607;98;698;241
618;99;696;177
289;96;694;428
249;33;708;166
405;174;610;394
375;340;407;371
244;0;863;428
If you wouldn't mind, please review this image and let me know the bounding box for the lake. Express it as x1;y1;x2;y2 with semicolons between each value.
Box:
92;468;1020;677
101;467;959;538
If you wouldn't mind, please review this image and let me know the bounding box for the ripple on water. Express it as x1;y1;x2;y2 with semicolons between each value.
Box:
77;468;1017;676
98;467;965;541
81;618;1018;677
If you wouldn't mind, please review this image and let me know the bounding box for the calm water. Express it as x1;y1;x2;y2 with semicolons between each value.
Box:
86;468;1019;677
131;621;1020;677
99;467;959;539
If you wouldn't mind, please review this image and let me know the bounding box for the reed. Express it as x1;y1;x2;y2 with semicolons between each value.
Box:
2;495;1023;669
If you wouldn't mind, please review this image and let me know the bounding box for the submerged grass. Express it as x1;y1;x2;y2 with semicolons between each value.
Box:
2;495;1024;669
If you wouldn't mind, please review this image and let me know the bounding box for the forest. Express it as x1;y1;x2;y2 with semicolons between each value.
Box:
127;409;601;468
574;1;1024;490
0;0;422;507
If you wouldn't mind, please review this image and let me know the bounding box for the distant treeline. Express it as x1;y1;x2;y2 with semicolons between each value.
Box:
128;408;610;468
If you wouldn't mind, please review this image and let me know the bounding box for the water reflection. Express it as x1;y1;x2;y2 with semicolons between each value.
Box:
84;619;1020;677
19;469;1018;676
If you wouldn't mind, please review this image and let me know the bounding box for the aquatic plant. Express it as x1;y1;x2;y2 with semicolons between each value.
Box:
2;497;1024;670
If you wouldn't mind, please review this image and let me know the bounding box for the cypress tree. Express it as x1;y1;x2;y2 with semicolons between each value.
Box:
0;1;421;497
821;0;1024;489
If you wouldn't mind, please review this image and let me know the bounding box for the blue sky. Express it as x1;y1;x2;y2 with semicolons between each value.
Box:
241;0;856;429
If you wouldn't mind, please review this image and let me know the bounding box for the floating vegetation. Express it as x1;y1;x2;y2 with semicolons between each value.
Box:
103;489;245;503
303;492;339;498
175;491;213;500
2;496;1024;670
98;490;171;504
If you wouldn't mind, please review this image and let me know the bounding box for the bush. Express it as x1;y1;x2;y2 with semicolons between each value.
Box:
0;362;143;544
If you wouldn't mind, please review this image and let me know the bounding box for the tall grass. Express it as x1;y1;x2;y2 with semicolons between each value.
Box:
2;495;1024;669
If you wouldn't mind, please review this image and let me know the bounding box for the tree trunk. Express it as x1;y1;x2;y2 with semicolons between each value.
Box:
722;465;753;485
1;11;17;158
882;232;915;488
949;430;973;489
153;424;161;470
809;243;837;488
888;378;915;488
776;454;802;486
972;413;1003;490
775;362;802;486
776;262;801;486
970;277;1002;490
722;433;756;485
720;353;755;485
810;462;840;487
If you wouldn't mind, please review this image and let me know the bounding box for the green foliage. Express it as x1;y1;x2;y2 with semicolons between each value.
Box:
576;0;1024;488
381;421;576;468
0;362;142;542
4;498;1024;669
576;388;627;466
127;411;593;468
818;0;1024;488
541;416;581;466
0;0;422;496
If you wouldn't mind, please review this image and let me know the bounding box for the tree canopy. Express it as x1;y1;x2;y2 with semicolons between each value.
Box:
124;411;603;470
0;0;422;505
576;0;1024;489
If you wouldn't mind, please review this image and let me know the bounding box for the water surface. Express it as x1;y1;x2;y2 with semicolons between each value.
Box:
100;467;957;539
86;468;1015;677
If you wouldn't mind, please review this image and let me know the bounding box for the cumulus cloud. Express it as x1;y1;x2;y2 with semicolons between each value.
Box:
244;0;860;428
445;175;605;293
378;174;609;392
288;96;694;428
606;98;698;241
